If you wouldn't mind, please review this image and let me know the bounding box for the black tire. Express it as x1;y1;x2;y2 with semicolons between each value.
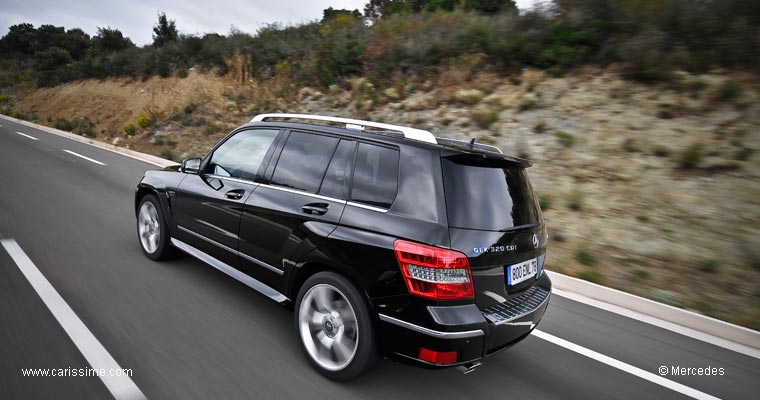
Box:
136;194;174;260
295;271;377;381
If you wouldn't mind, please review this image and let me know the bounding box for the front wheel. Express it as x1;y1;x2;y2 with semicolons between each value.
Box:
295;272;377;380
137;194;174;260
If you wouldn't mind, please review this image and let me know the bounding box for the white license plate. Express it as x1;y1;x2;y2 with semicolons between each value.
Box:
507;258;538;286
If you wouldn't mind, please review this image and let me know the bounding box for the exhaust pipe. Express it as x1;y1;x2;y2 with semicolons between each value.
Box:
455;361;482;375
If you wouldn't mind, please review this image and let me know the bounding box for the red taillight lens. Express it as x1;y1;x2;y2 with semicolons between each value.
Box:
418;347;458;365
394;239;474;300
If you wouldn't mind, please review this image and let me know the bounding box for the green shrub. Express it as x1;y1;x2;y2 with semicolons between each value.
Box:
653;290;682;308
753;259;760;272
136;113;153;129
472;108;500;129
578;269;603;284
554;131;575;148
205;117;223;134
633;269;651;280
568;190;584;211
539;195;553;210
55;118;76;131
701;258;722;273
716;79;742;101
123;123;137;136
576;249;596;266
160;149;174;160
678;142;703;169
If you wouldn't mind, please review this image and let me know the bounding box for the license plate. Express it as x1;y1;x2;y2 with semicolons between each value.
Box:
507;258;538;286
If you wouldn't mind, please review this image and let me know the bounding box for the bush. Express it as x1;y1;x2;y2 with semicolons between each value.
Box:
55;118;76;131
701;259;722;273
576;249;596;266
472;108;500;129
578;269;603;284
554;131;575;148
678;142;703;169
205;117;223;134
160;149;174;160
715;79;742;101
123;123;137;136
539;195;553;210
136;113;153;129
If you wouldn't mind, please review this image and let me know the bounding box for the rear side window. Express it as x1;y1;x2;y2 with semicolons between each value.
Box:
319;139;355;199
442;157;540;231
271;131;339;193
351;143;399;208
207;129;279;181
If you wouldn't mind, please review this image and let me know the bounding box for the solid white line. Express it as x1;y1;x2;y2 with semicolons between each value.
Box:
554;288;760;360
533;330;720;400
15;131;39;140
1;239;145;400
63;149;106;166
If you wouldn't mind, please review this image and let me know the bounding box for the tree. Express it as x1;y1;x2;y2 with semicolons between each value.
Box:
152;12;179;47
0;23;37;56
466;0;517;14
322;7;362;24
92;27;134;53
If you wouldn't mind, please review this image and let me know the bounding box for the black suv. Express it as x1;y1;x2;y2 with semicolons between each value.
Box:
135;113;551;380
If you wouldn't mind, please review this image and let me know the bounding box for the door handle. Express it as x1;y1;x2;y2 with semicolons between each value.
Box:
225;189;245;200
301;203;329;215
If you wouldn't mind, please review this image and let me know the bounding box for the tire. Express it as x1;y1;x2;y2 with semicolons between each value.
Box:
295;271;377;380
136;194;174;260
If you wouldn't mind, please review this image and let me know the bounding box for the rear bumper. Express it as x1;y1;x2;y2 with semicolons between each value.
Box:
378;271;551;367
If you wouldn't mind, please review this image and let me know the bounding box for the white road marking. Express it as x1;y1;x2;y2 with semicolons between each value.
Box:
15;131;39;140
533;329;720;400
63;149;106;166
1;239;146;400
553;288;760;359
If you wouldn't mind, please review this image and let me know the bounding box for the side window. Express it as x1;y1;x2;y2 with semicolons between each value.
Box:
319;139;355;199
351;143;399;208
271;131;339;193
207;129;279;181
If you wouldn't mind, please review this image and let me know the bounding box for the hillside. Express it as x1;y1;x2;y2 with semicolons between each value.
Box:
4;67;759;329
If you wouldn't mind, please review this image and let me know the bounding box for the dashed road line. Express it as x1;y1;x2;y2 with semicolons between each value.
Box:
63;149;106;166
533;329;720;400
1;239;146;400
15;131;39;140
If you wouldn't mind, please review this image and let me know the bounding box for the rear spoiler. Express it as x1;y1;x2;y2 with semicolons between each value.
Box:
441;148;532;168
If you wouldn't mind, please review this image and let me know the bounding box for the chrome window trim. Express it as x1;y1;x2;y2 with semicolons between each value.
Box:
378;314;484;339
177;225;284;275
204;174;258;186
170;238;289;303
259;183;347;204
347;201;389;213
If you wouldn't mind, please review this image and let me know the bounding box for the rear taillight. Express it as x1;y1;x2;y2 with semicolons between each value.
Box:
394;239;474;300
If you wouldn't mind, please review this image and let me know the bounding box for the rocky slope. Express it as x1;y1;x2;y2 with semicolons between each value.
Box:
8;68;760;329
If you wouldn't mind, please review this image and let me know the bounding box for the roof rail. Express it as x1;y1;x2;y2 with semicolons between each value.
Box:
251;113;437;144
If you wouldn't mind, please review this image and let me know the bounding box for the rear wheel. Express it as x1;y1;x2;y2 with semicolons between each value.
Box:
137;194;174;260
295;272;377;380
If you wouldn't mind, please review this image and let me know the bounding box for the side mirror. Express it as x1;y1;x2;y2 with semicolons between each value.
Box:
181;158;202;174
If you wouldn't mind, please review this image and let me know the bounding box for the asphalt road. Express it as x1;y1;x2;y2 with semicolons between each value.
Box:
1;118;758;400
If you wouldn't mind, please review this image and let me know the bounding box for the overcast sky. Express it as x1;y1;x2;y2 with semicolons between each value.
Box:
1;0;538;46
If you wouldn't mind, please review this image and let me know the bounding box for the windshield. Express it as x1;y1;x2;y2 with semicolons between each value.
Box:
442;157;541;231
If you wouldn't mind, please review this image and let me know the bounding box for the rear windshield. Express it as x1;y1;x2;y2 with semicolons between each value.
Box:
442;157;541;231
